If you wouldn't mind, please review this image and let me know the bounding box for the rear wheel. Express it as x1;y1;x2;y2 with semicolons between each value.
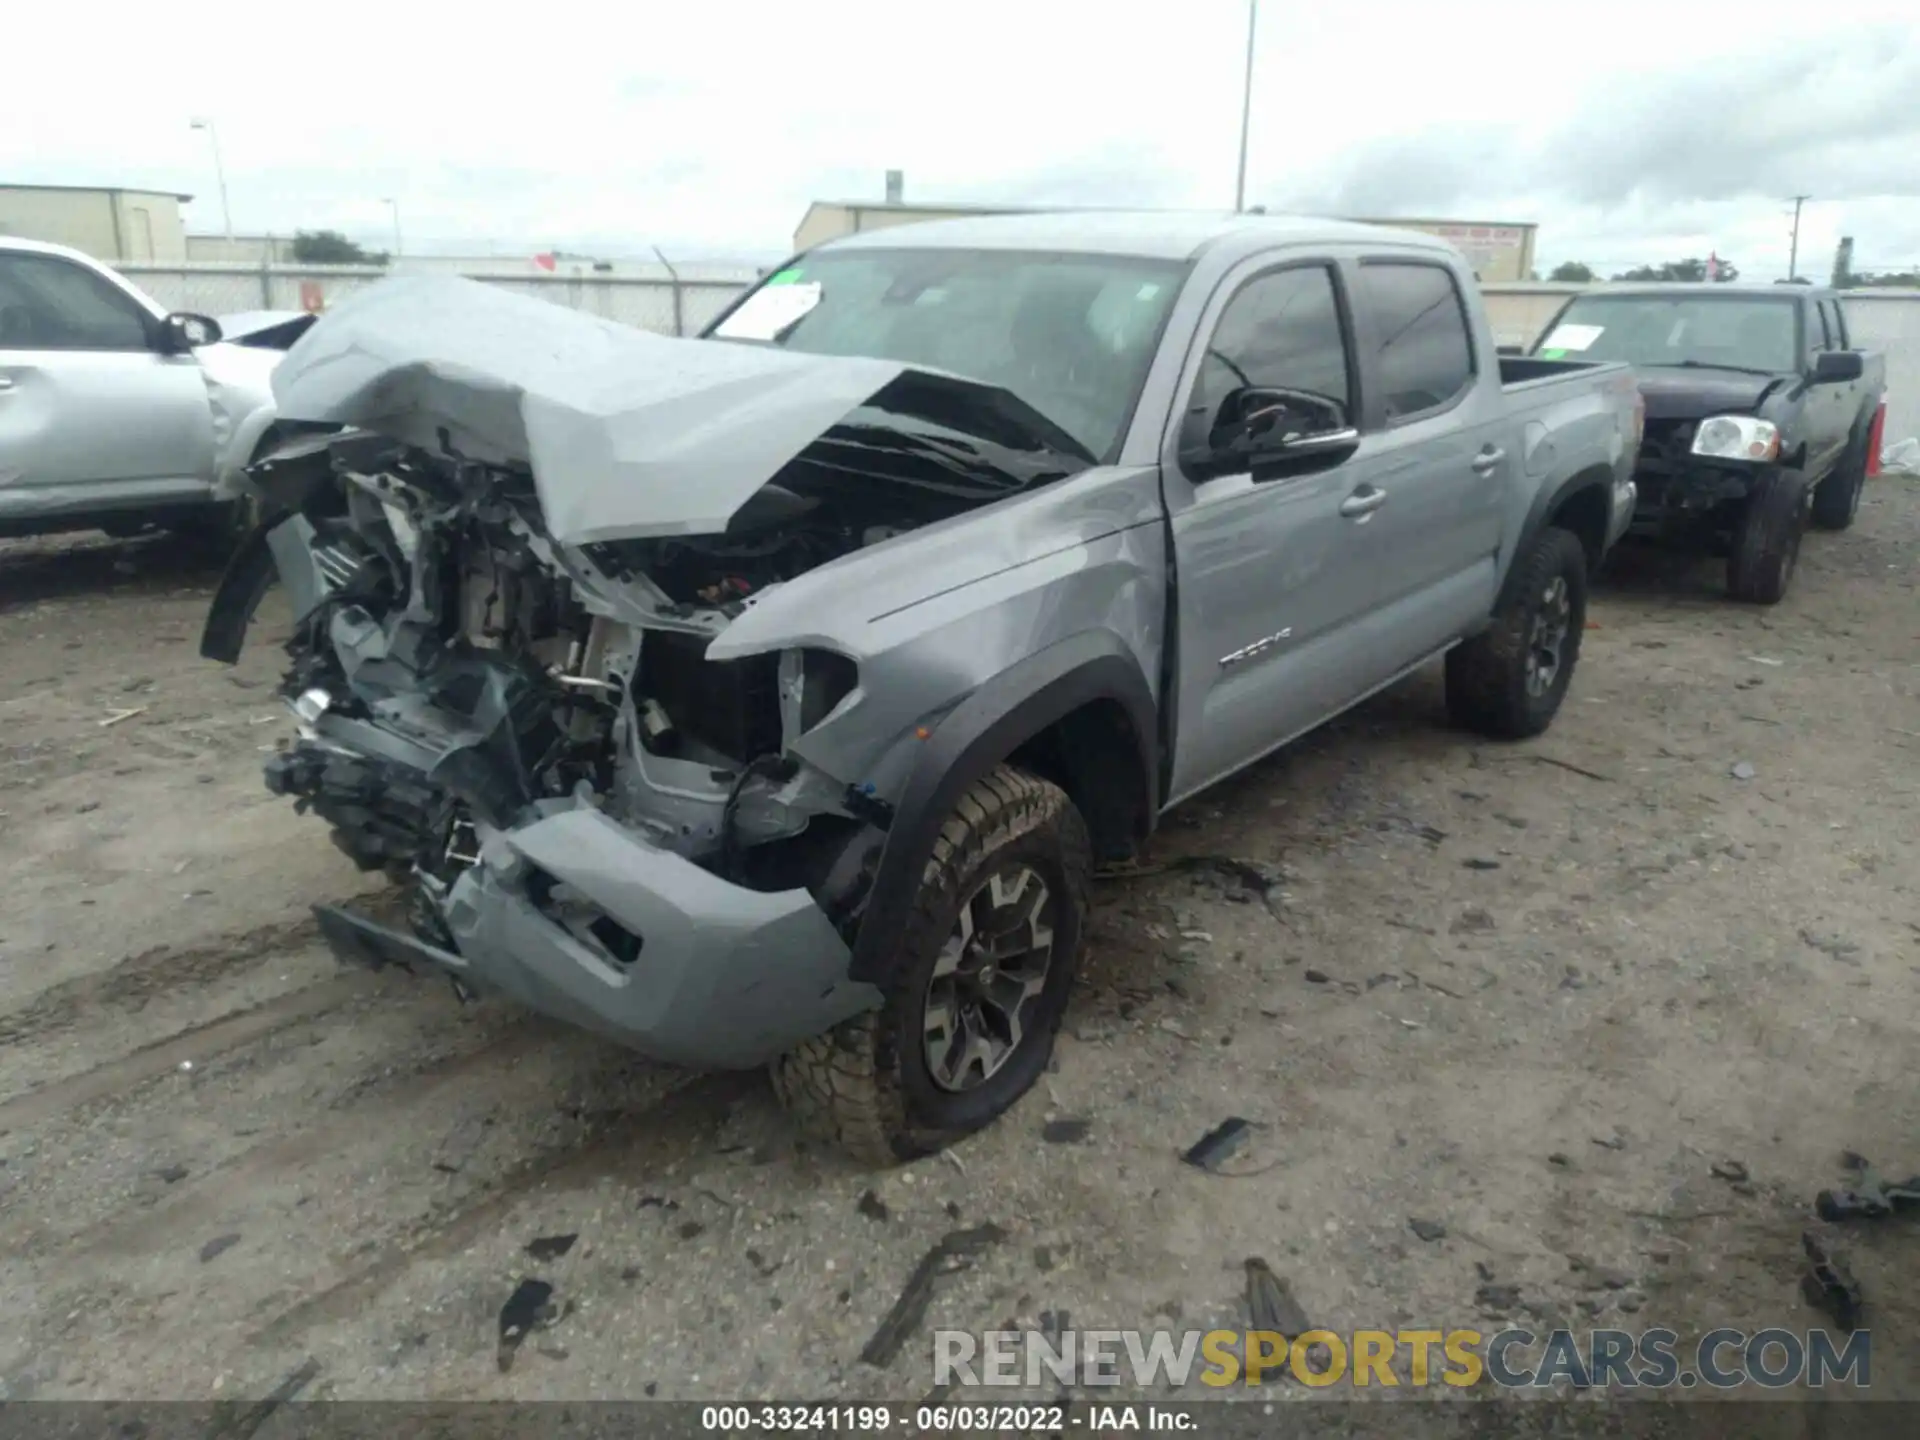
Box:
1445;525;1587;741
1727;469;1807;604
772;766;1090;1164
1810;430;1869;532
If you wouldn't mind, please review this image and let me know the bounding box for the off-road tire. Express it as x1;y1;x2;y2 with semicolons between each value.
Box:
1444;525;1587;741
1810;428;1870;532
771;766;1091;1165
1727;469;1807;604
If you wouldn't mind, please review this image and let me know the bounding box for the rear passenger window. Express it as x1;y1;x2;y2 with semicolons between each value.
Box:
1356;262;1475;422
1191;264;1351;440
1820;300;1848;350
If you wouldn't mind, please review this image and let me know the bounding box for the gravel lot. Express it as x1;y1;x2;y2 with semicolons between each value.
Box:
2;480;1917;1416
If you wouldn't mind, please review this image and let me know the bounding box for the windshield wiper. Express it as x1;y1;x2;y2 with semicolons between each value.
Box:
1659;360;1784;378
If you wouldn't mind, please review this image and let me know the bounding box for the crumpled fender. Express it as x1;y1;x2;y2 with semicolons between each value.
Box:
194;339;284;500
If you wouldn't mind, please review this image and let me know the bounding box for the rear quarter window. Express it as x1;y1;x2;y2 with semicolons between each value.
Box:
1355;262;1475;423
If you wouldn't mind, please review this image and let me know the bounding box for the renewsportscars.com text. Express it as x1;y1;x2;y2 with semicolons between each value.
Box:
934;1326;1871;1390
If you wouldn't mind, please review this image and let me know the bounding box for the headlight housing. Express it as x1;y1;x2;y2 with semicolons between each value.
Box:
1691;415;1780;462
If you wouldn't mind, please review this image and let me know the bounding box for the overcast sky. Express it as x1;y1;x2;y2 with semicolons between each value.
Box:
8;0;1919;277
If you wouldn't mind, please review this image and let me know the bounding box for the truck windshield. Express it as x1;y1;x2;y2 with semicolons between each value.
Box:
710;248;1186;462
1536;294;1800;374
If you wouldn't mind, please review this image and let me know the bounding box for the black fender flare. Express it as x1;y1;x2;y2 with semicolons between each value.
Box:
1499;467;1613;610
845;631;1158;987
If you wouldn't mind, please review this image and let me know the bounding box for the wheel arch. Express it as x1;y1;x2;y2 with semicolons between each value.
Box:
846;631;1158;987
1505;466;1612;605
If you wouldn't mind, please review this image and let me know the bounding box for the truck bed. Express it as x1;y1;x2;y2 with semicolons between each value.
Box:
1499;355;1616;389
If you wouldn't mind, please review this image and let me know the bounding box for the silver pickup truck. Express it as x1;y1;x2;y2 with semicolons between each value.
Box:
205;213;1641;1161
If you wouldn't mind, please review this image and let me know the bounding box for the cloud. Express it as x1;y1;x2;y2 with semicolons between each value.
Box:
4;0;1917;278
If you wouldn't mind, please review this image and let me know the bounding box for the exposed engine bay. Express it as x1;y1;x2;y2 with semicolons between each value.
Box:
215;407;1080;972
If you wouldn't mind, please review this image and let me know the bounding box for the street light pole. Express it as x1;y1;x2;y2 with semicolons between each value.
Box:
189;118;233;243
381;198;403;259
1787;194;1811;280
1234;0;1258;212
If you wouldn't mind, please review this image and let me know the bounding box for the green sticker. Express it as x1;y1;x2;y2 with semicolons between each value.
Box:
1539;348;1567;359
765;267;804;286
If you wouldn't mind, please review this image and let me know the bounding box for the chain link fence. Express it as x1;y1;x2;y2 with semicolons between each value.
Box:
117;262;751;337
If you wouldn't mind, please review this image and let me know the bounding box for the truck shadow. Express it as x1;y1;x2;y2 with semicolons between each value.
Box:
0;532;228;611
1592;535;1731;605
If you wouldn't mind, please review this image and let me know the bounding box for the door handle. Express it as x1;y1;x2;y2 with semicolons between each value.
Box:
1339;485;1388;519
1470;447;1506;474
0;377;15;391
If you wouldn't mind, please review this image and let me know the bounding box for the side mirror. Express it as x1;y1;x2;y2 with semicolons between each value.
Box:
1180;385;1359;481
157;312;223;354
1813;350;1863;383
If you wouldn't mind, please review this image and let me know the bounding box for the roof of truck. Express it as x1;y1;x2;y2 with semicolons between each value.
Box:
811;210;1456;262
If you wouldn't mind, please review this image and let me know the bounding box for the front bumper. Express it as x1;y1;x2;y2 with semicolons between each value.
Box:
317;806;879;1070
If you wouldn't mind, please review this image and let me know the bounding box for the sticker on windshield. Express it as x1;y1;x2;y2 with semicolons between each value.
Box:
1137;282;1162;301
1541;323;1604;352
764;267;805;286
714;281;823;340
1539;348;1568;359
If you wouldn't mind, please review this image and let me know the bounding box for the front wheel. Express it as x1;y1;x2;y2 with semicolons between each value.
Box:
1445;525;1588;741
772;766;1090;1165
1727;469;1807;604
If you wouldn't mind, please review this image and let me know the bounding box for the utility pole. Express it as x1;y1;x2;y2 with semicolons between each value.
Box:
1234;0;1258;212
1787;194;1811;280
189;118;233;243
381;198;403;259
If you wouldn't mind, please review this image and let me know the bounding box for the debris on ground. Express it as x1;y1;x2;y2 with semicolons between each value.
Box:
1450;908;1497;935
1731;762;1757;781
1475;1282;1523;1315
1462;858;1501;871
524;1233;578;1261
1800;1232;1864;1330
497;1279;561;1373
857;1190;890;1222
859;1223;1008;1368
199;1233;241;1263
1798;928;1861;962
1244;1260;1326;1381
636;1195;679;1211
1041;1118;1091;1145
1815;1160;1920;1221
1710;1160;1750;1184
223;1357;320;1440
1591;1132;1627;1151
1303;969;1331;985
1408;1218;1447;1242
1182;1117;1254;1172
1244;1257;1310;1335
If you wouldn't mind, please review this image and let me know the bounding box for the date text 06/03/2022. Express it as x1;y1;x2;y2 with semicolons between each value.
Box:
697;1403;1195;1432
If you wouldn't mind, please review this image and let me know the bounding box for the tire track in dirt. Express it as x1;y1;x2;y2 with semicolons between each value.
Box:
0;970;380;1135
249;1069;759;1347
0;916;322;1047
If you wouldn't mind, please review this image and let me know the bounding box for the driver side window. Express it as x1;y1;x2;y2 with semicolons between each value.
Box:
1192;264;1352;439
0;253;152;352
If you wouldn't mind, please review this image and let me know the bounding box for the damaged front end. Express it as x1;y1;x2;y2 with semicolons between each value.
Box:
201;277;1097;1070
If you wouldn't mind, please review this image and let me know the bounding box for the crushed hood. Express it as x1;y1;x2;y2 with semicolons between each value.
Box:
1634;365;1785;422
268;275;1092;546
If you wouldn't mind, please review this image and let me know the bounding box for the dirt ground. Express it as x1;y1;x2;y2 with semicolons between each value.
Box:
2;480;1917;1419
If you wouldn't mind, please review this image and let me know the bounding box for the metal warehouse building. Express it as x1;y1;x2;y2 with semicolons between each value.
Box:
794;200;1538;282
0;184;193;262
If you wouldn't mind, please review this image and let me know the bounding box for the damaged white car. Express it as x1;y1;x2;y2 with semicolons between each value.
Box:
208;216;1638;1161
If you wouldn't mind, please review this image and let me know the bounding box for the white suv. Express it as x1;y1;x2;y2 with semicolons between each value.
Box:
0;236;287;543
